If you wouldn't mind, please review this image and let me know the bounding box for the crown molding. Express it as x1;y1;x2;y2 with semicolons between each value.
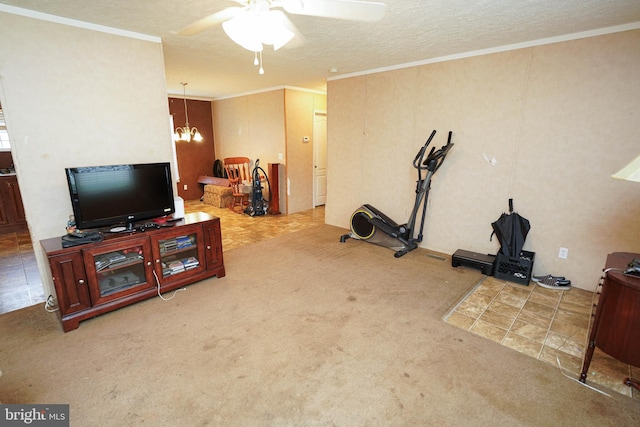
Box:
0;4;160;43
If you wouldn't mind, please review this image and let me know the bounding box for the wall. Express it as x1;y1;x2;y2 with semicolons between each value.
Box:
0;11;174;296
213;88;326;214
326;29;640;291
213;90;285;165
285;90;327;213
169;97;215;201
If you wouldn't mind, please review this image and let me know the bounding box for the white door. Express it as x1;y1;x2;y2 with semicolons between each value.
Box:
313;111;327;207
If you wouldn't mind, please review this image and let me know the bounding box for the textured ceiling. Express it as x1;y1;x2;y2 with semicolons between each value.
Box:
2;0;640;99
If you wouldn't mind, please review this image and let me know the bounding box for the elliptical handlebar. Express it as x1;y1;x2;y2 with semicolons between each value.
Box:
413;130;454;173
413;130;437;170
423;131;453;172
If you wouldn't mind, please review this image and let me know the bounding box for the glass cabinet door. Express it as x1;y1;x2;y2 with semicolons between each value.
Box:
84;237;154;305
153;228;206;281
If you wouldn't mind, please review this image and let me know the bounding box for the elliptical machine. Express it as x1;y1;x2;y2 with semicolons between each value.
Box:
340;130;454;257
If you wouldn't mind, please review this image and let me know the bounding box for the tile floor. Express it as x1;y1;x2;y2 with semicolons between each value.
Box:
0;230;46;314
183;200;327;252
445;275;639;399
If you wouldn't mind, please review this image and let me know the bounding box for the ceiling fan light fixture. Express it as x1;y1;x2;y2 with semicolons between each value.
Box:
222;13;264;52
260;11;295;50
222;10;294;52
177;0;388;75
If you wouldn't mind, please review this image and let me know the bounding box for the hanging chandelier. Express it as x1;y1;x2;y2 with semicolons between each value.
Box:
174;82;203;142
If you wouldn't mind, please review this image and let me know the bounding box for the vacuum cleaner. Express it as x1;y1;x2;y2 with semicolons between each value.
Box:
244;159;270;217
340;130;454;257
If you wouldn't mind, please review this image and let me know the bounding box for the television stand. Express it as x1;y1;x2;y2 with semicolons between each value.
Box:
41;212;224;332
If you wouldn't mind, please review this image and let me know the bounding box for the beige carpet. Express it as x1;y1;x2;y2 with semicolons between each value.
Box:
1;224;640;426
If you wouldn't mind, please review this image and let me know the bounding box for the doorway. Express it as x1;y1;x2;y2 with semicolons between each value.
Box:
313;111;327;207
0;101;45;313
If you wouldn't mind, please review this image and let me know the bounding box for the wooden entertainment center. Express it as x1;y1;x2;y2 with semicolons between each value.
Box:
41;212;225;332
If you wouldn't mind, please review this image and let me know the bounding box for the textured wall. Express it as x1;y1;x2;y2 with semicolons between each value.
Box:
285;90;327;213
213;89;326;214
0;12;173;295
326;30;640;291
213;90;285;166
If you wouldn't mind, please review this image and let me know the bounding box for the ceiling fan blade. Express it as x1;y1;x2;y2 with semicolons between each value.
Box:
281;0;386;22
173;7;243;36
278;13;307;49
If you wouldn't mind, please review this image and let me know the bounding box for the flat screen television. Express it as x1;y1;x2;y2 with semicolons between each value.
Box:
65;162;175;231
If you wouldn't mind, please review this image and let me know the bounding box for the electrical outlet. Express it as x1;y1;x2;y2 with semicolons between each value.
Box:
183;184;188;190
558;247;569;259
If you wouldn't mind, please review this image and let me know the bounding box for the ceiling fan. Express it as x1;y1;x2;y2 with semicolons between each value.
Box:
175;0;386;73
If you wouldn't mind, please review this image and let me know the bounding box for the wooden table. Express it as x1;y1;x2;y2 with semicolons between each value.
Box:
580;252;640;391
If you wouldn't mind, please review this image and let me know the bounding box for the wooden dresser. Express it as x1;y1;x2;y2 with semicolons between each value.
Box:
580;252;640;391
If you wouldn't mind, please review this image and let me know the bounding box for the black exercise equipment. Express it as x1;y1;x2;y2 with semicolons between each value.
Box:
244;159;270;217
340;130;454;257
451;249;496;275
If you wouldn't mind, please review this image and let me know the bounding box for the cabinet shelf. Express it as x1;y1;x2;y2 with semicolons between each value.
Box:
99;272;143;296
41;212;225;332
95;252;144;272
160;246;196;256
